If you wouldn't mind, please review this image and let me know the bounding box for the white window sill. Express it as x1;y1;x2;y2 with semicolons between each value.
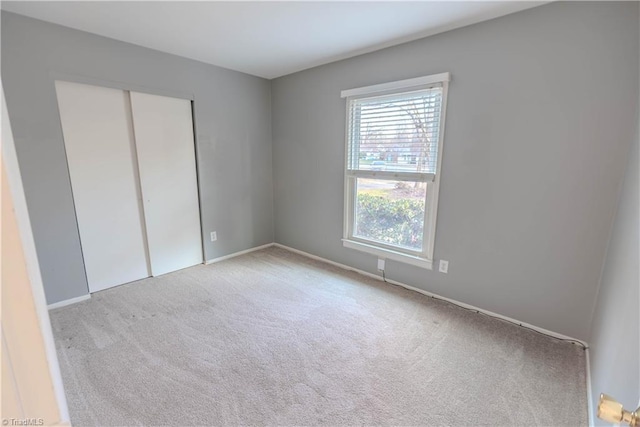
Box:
342;239;433;270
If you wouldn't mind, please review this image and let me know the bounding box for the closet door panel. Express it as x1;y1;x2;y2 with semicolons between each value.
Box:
129;92;203;276
55;81;150;292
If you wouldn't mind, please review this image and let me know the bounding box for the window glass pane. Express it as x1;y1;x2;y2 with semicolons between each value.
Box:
348;88;442;174
354;178;426;251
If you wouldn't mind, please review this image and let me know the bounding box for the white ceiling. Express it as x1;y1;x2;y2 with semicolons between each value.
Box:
2;1;545;79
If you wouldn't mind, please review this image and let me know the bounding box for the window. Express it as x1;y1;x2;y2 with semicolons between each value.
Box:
341;73;450;269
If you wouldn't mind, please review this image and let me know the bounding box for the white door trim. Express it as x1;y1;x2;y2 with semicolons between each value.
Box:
2;82;70;425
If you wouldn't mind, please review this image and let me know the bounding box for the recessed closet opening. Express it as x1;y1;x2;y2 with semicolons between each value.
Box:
55;80;203;293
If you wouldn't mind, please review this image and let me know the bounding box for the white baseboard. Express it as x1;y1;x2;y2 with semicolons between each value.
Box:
585;347;594;426
205;243;274;265
273;243;589;347
47;294;91;310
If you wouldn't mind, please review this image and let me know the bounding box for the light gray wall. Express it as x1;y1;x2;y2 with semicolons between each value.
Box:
271;1;639;341
1;11;274;304
589;118;639;423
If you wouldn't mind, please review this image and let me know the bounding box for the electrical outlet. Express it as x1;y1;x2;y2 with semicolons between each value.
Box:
439;260;449;274
377;258;385;271
210;231;217;242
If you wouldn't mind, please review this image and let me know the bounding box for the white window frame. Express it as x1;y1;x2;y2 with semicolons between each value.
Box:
341;72;450;270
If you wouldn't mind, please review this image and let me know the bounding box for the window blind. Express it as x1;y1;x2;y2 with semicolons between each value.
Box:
346;85;444;182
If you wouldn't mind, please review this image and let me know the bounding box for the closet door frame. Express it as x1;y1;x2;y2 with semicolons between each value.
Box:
52;72;206;291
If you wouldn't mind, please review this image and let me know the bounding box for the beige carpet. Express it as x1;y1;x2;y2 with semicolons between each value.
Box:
51;247;587;426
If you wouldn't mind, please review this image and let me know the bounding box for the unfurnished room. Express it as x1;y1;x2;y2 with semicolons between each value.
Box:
1;1;638;426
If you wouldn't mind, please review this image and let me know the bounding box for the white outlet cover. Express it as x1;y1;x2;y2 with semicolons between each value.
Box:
210;231;217;241
377;258;385;271
439;260;449;273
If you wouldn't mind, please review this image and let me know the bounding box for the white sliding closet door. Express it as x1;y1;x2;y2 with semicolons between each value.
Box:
55;81;150;293
129;92;203;276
